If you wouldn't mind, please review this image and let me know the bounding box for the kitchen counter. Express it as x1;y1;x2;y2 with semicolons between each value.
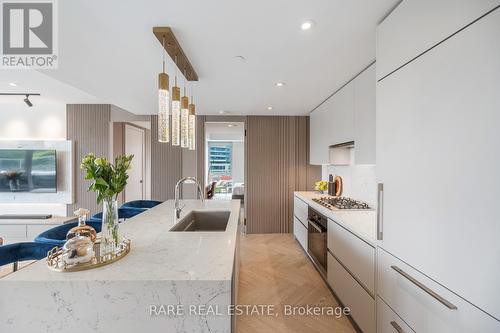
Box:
294;191;377;245
0;199;241;333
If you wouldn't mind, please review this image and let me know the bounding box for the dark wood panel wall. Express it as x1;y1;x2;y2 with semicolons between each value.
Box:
66;104;111;215
246;116;320;234
150;115;183;200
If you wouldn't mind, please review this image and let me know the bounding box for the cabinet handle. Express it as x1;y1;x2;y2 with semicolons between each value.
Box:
390;321;405;333
377;183;384;240
308;220;323;233
391;265;458;310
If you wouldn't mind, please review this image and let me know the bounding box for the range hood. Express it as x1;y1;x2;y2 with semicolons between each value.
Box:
328;141;354;165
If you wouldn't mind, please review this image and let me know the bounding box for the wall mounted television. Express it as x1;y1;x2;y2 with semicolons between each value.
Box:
0;149;57;193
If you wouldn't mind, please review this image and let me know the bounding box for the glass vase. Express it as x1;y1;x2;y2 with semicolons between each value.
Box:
101;197;119;255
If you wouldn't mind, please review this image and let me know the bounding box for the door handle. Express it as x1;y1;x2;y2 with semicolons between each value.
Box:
390;321;405;333
391;265;458;310
377;183;383;240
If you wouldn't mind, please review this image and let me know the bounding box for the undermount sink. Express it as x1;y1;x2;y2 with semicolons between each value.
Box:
170;210;230;232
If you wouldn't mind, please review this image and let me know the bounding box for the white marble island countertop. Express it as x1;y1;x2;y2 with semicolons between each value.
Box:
294;191;377;245
0;199;241;333
3;199;240;282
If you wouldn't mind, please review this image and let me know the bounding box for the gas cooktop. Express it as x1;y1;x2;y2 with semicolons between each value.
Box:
312;196;371;210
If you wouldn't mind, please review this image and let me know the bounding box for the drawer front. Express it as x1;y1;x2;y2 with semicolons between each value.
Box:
378;248;500;332
0;224;27;238
328;253;375;333
330;220;375;295
293;196;308;225
377;297;415;333
293;217;307;251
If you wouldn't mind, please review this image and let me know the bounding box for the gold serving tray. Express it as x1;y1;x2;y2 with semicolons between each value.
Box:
46;238;131;272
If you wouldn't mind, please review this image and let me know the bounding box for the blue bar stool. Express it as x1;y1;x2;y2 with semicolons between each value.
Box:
34;221;102;247
0;242;57;272
120;200;162;210
88;207;146;224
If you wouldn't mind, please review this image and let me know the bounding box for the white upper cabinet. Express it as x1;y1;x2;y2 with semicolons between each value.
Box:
327;81;354;146
353;64;376;165
377;0;500;80
310;69;377;165
309;81;354;165
376;8;500;319
309;102;329;165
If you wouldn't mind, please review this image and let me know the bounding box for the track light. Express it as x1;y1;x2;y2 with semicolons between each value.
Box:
0;92;40;106
24;95;33;107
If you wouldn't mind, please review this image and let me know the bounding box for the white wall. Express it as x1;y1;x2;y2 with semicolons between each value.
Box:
0;103;68;216
322;149;377;207
0;103;66;140
232;141;244;183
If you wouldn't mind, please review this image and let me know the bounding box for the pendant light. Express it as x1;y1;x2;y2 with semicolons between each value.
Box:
188;88;196;150
157;36;170;143
180;70;189;148
171;56;181;146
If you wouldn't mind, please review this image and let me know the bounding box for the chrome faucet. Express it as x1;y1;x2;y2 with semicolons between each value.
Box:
174;177;205;219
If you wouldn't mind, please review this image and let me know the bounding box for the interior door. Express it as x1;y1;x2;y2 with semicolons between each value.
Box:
376;8;500;319
125;124;145;202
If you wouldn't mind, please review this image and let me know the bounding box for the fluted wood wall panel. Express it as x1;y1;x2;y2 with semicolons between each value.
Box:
66;104;111;215
246;116;320;234
150;115;183;200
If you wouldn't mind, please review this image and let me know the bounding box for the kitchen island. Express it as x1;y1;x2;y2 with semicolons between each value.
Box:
0;199;241;333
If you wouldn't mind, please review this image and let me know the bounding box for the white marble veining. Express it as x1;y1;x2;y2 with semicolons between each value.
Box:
0;199;240;333
294;191;376;245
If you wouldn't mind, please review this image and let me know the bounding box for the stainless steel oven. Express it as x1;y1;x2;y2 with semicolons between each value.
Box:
307;207;327;277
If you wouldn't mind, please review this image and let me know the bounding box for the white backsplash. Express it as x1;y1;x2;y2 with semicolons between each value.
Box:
321;151;377;207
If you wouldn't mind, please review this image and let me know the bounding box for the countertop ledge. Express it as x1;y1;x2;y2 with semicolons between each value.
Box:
2;199;241;282
294;191;377;246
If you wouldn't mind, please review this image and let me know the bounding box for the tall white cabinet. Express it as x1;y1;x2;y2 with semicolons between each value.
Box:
376;1;500;330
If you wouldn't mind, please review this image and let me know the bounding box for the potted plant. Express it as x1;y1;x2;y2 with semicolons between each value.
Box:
80;153;133;254
315;180;328;194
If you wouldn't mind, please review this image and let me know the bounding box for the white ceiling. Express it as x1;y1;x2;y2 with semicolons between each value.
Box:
1;0;399;115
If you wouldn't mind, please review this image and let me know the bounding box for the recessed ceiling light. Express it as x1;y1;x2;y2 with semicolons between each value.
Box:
219;110;228;114
267;106;273;111
275;82;285;87
8;82;17;87
301;20;315;31
227;124;236;127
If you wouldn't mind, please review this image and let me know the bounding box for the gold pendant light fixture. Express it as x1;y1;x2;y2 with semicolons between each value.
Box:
157;37;170;143
188;91;196;151
171;57;181;146
153;27;198;149
180;71;189;148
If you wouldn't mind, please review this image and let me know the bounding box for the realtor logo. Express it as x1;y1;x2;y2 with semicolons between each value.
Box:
1;0;58;68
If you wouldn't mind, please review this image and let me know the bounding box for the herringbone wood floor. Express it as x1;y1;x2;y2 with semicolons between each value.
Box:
236;233;356;333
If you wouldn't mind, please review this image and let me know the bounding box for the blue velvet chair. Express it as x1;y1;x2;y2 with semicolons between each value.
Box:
120;200;162;210
0;242;56;271
34;221;102;247
88;207;146;224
